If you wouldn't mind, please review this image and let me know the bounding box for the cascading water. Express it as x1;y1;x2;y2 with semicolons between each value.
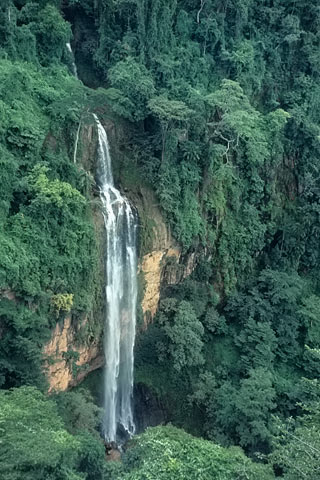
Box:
66;42;78;78
94;114;138;443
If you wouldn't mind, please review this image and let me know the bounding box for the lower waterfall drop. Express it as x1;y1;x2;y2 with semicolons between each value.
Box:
94;114;138;442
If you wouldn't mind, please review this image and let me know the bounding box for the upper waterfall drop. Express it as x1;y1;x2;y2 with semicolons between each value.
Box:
94;114;138;442
66;42;78;78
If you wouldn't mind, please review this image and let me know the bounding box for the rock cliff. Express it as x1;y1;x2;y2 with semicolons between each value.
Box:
43;116;196;390
138;187;196;324
43;316;104;392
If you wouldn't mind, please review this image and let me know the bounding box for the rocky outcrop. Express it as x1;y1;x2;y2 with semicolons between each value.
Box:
140;246;197;325
141;247;180;322
43;316;104;392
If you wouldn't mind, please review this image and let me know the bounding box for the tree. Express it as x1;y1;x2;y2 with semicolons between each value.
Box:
148;95;193;163
157;299;205;371
55;389;103;435
108;56;155;121
0;386;107;480
215;368;276;451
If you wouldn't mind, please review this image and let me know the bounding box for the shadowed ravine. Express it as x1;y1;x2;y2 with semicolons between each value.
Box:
94;114;138;442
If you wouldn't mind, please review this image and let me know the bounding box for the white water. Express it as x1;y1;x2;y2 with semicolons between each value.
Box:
66;42;78;78
94;114;137;442
73;120;81;164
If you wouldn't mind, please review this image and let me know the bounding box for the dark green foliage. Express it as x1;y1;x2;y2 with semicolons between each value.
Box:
108;57;155;121
1;1;72;65
136;265;320;454
215;367;276;450
157;299;204;371
55;389;103;435
77;432;106;480
0;299;50;389
271;385;320;480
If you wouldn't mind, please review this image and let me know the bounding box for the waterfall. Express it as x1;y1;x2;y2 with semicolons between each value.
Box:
73;120;81;164
94;114;138;442
66;42;78;78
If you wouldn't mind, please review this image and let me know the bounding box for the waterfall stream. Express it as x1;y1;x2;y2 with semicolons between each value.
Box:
94;115;138;442
66;42;78;78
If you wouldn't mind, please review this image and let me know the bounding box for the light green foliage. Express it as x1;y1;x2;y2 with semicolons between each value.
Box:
110;425;274;480
28;165;85;209
0;387;82;480
148;95;193;125
207;79;270;166
0;386;107;480
51;293;74;313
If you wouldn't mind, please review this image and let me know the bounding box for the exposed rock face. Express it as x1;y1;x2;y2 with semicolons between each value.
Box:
137;187;196;324
141;248;179;323
141;243;198;324
43;316;104;393
140;246;197;325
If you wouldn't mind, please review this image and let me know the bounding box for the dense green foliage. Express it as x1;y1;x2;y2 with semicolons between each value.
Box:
0;387;105;480
108;425;274;479
0;3;102;389
1;0;320;479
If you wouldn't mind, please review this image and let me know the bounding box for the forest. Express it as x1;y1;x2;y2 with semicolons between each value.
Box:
0;0;320;478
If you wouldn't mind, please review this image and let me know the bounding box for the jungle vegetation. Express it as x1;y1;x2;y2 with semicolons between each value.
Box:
1;0;320;479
